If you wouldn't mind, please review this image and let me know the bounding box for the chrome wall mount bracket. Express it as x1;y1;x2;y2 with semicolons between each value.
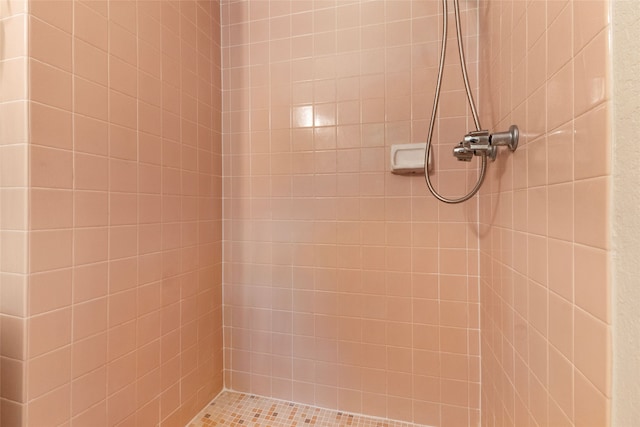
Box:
453;125;519;162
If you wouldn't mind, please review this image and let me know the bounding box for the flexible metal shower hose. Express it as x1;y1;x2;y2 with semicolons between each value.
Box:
423;0;486;204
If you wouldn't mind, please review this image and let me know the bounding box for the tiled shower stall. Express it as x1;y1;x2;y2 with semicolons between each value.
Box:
0;0;626;426
221;0;483;425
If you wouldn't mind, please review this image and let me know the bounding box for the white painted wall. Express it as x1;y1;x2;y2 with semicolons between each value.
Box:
612;1;640;425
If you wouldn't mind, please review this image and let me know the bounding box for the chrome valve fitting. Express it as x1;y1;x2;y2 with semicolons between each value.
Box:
453;125;519;162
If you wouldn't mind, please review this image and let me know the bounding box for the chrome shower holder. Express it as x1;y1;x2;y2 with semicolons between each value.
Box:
453;125;519;162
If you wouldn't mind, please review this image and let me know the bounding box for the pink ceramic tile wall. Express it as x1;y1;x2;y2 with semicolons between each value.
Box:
221;1;482;425
0;1;30;425
0;1;224;426
478;1;612;426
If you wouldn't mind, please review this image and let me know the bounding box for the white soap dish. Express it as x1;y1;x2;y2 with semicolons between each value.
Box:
390;143;432;175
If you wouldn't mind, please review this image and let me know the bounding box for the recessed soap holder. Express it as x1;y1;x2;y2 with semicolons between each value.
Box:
390;143;432;175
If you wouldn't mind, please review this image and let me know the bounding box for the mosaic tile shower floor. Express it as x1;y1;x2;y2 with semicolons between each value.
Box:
188;391;425;427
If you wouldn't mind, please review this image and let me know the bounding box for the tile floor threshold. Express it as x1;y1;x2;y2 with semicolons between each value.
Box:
188;391;429;427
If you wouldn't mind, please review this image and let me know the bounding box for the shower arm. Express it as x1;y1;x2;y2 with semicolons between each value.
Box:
423;0;487;204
